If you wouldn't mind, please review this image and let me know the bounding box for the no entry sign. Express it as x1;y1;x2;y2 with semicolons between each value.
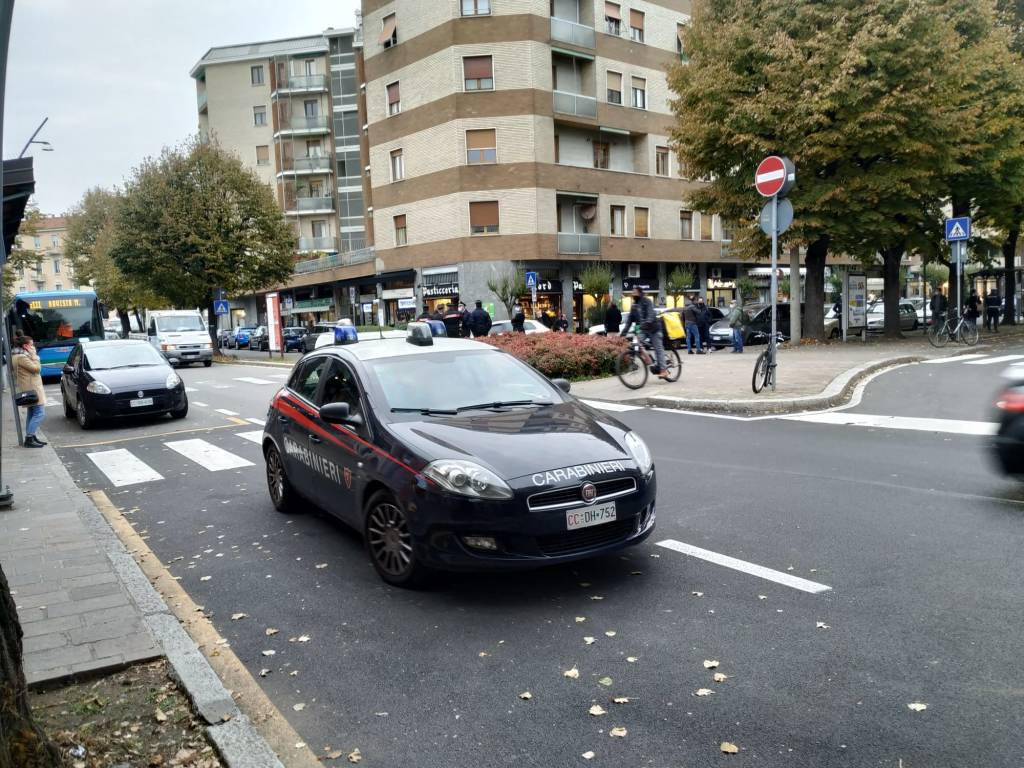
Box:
754;155;795;198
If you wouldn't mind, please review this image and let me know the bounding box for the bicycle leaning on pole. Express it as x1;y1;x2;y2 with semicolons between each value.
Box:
751;331;785;394
927;312;979;348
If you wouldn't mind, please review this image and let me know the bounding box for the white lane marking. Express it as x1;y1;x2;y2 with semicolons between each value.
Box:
43;398;61;408
210;384;231;389
237;430;264;444
234;376;273;385
964;354;1024;366
185;387;199;393
165;439;254;471
782;412;997;436
88;449;164;487
270;374;289;380
581;399;642;413
215;408;240;416
921;354;987;364
247;418;266;426
656;539;832;594
756;168;786;183
192;401;208;407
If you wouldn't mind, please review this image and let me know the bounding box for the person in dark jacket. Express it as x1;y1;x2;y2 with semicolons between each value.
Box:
681;296;703;354
417;304;432;321
511;302;526;333
620;287;668;379
929;290;947;324
443;302;465;338
696;295;713;354
553;313;570;332
985;289;1001;332
966;292;981;323
469;300;493;337
604;301;622;335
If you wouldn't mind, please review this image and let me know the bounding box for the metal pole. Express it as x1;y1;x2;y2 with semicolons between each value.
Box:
0;0;15;507
17;115;47;158
770;194;778;391
955;242;962;324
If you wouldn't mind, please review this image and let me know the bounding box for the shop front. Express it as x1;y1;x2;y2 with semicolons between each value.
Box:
705;264;739;308
282;296;336;328
421;266;461;316
621;273;659;315
517;275;584;328
377;270;415;326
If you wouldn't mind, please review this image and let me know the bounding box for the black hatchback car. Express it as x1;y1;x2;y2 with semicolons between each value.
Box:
61;340;188;429
262;327;657;586
992;363;1024;477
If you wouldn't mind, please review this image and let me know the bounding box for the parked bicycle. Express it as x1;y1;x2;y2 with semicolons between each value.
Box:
927;313;979;348
615;332;682;389
751;331;785;394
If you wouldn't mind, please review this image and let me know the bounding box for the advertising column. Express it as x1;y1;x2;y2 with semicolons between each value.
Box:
265;292;282;355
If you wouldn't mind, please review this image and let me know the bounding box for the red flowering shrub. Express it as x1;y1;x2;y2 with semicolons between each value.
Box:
482;332;627;380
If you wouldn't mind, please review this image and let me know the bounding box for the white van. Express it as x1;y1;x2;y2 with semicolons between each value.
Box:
131;310;213;367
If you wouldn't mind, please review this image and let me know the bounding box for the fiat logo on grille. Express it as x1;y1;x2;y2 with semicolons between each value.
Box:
137;391;145;398
581;482;597;504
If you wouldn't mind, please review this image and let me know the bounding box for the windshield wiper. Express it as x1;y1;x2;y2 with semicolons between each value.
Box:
105;364;154;369
391;407;458;416
455;400;553;412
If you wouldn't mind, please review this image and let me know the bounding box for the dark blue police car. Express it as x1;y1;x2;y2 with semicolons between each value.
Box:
261;323;657;586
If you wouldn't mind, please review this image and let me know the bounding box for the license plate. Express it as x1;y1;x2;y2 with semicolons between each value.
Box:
566;502;616;531
130;397;154;408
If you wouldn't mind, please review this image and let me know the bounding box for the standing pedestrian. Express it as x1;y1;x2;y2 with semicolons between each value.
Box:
726;300;745;353
681;295;702;354
554;313;570;332
696;295;713;354
469;300;493;337
929;289;947;326
511;302;526;333
966;292;981;325
985;288;1001;332
433;303;446;322
417;304;432;321
620;287;669;380
442;302;465;338
604;301;622;335
12;333;47;448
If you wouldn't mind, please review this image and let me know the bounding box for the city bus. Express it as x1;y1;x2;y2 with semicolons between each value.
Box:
7;289;105;377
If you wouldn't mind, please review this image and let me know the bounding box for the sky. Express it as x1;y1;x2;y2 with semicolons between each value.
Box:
3;0;360;216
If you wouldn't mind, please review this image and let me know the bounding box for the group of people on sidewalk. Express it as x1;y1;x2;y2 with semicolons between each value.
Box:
604;290;747;357
932;288;1006;332
417;299;494;338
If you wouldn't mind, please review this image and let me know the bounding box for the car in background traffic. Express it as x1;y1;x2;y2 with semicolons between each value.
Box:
488;319;551;335
231;326;257;349
302;323;338;353
865;300;919;333
249;326;271;351
60;339;188;429
709;303;794;349
992;362;1024;478
282;326;308;352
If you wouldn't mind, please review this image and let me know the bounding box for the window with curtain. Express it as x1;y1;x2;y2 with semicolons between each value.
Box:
610;205;625;236
607;71;622;104
605;2;621;35
390;149;404;181
463;56;494;91
461;0;490;15
250;65;264;85
466;129;497;164
680;210;693;240
394;214;407;246
387;81;401;115
593;141;610;170
634;207;650;238
469;201;500;234
656;147;670;176
630;9;645;42
631;76;646;109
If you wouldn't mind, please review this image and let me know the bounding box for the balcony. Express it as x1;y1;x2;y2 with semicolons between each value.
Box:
197;91;208;113
293;247;376;275
557;233;601;255
275;115;330;137
279;155;333;176
298;236;338;253
553;90;597;119
288;196;335;215
550;17;596;49
273;74;329;96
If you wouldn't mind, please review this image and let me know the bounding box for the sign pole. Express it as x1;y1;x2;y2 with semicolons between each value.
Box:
770;194;778;391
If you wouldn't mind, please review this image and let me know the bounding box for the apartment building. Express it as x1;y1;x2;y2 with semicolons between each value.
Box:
12;216;76;294
191;31;370;326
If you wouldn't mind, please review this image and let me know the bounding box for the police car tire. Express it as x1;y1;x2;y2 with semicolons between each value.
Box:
364;490;430;588
265;444;300;514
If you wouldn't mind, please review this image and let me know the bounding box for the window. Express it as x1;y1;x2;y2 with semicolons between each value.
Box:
390;148;405;181
304;99;318;118
256;145;270;165
656;146;669;176
253;105;267;126
554;134;560;163
53;258;60;273
630;9;645;42
303;59;317;76
33;236;40;249
54;283;62;291
607;71;622;104
311;220;327;238
721;219;736;242
289;357;330;402
386;81;401;116
466;129;497;164
677;23;688;59
250;65;264;85
306;139;322;157
463;56;493;91
634;207;649;238
319;360;365;428
380;13;398;48
394;214;408;246
469;201;499;234
593;141;610;170
461;0;490;15
50;235;59;248
631;76;647;109
610;205;626;236
700;212;713;241
680;210;693;239
605;2;621;35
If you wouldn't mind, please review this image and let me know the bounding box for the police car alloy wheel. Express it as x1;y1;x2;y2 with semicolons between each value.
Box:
265;445;298;514
364;490;427;587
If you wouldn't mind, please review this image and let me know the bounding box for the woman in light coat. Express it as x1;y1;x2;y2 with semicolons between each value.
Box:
12;333;47;447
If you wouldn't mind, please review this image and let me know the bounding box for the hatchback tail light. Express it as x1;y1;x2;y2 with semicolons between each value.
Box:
996;389;1024;413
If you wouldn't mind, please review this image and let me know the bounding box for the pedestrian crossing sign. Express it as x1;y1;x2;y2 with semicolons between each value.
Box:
944;217;970;242
525;271;539;290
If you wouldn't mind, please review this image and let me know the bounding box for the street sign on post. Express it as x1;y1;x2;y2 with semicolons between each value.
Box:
754;155;796;198
525;271;539;290
944;217;970;319
944;217;970;242
759;198;793;236
213;299;230;316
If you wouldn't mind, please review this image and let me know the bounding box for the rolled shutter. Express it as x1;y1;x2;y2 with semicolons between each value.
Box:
378;14;396;44
469;201;499;227
605;2;621;20
387;82;400;105
463;56;493;80
466;129;496;149
607;71;622;91
630;9;644;29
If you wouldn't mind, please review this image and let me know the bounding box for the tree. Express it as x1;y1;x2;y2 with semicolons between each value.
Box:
2;204;42;306
64;188;165;335
665;265;696;307
110;139;297;346
486;265;525;321
578;262;613;328
736;275;757;304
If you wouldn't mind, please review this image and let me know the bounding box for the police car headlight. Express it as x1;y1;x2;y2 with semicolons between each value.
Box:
86;380;111;395
165;372;181;389
624;432;653;475
424;460;513;500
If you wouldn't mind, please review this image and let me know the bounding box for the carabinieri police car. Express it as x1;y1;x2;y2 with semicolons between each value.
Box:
262;323;657;586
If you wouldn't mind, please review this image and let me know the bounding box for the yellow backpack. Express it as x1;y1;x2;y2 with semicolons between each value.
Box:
661;311;684;341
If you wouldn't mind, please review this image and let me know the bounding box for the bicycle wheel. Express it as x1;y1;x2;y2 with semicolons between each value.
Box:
960;320;979;346
752;350;770;394
616;349;648;390
928;322;949;348
663;348;682;382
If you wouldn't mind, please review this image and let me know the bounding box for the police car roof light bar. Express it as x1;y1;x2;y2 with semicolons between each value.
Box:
407;322;434;346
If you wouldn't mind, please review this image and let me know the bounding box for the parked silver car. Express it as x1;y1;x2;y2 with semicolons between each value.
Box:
865;300;919;333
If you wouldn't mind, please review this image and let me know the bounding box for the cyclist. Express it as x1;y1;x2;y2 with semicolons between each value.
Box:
621;286;669;380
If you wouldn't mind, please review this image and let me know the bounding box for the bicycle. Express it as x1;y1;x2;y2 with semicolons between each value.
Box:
927;313;979;348
751;331;785;394
615;332;682;390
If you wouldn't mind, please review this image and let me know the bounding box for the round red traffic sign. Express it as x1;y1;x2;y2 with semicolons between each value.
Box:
754;155;788;197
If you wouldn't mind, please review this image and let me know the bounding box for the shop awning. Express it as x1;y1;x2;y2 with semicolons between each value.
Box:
3;157;35;258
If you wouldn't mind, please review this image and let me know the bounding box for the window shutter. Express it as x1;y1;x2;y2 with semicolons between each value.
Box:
630;9;644;29
394;214;406;229
605;2;621;20
469;201;499;227
463;56;493;80
378;14;397;44
466;129;496;149
387;82;400;104
607;71;622;91
634;207;649;237
631;76;645;91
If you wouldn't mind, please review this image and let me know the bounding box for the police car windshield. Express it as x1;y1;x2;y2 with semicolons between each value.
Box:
367;350;556;414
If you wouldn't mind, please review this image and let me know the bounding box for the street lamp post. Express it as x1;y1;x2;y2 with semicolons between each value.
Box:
17;116;52;158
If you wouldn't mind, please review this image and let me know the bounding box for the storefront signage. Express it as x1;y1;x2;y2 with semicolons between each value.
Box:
382;288;414;300
622;278;660;292
397;297;417;310
361;302;373;314
708;279;736;290
423;283;459;298
531;280;585;295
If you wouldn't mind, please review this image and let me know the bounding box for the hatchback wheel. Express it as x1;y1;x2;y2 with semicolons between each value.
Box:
76;400;94;430
265;444;299;514
364;491;429;587
62;388;75;419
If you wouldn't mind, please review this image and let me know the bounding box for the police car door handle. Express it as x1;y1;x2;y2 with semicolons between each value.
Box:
309;434;323;444
278;415;290;424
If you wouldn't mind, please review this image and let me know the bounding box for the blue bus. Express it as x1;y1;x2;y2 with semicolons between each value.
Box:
7;289;105;377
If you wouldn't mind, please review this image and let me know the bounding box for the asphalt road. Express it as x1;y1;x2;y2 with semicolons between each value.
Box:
42;349;1024;767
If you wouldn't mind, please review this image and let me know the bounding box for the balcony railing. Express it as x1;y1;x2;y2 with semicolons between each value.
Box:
283;156;332;174
197;91;208;113
557;233;601;255
298;236;338;253
293;247;376;274
290;196;334;213
277;115;330;133
553;90;598;118
550;17;596;49
274;74;328;93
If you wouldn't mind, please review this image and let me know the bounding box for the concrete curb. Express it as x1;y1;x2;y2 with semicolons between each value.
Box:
36;446;285;768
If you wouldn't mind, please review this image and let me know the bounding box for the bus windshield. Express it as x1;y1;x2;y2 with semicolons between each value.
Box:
10;293;103;347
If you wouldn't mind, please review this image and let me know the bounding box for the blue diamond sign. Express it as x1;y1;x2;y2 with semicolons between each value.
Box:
944;217;970;242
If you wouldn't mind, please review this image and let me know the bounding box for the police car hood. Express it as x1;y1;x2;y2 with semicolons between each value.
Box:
385;401;634;481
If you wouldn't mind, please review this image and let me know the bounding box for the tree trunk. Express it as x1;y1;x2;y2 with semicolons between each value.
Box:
803;236;830;341
117;308;130;337
882;244;905;338
0;564;62;768
1003;224;1018;326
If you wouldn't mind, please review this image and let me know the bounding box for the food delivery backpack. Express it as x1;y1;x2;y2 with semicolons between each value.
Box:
661;311;685;341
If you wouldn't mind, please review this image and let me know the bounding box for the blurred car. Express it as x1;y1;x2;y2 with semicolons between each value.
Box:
709;303;794;348
302;323;338;353
992;363;1024;477
489;319;551;335
282;326;307;352
60;339;188;429
250;326;271;351
865;300;919;333
233;326;257;349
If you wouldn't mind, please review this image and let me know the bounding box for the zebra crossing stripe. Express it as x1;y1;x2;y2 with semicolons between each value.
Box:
234;377;273;385
237;430;264;444
216;408;240;416
165;439;254;471
963;354;1024;366
922;354;987;364
88;449;164;487
246;418;266;426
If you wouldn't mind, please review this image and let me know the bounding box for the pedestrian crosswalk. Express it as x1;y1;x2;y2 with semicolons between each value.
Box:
922;353;1024;366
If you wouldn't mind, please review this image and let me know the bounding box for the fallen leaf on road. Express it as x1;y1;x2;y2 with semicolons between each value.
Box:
598;677;613;687
293;703;305;711
297;635;310;643
478;651;489;657
200;576;211;581
703;660;720;669
289;670;299;677
589;704;607;716
231;613;247;621
816;622;830;630
695;688;714;696
590;595;604;601
787;566;795;571
584;637;596;645
908;702;928;712
259;669;271;677
295;743;306;749
375;712;388;717
265;628;279;636
325;750;343;760
604;631;616;637
261;650;276;657
713;673;729;683
315;563;328;569
626;656;638;663
155;707;167;722
581;751;595;760
347;748;362;763
612;697;630;704
721;742;739;754
519;692;532;700
564;666;580;679
609;726;627;738
692;591;703;597
575;616;587;623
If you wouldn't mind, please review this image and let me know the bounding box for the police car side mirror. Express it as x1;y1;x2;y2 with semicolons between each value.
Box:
321;401;363;428
551;378;571;394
